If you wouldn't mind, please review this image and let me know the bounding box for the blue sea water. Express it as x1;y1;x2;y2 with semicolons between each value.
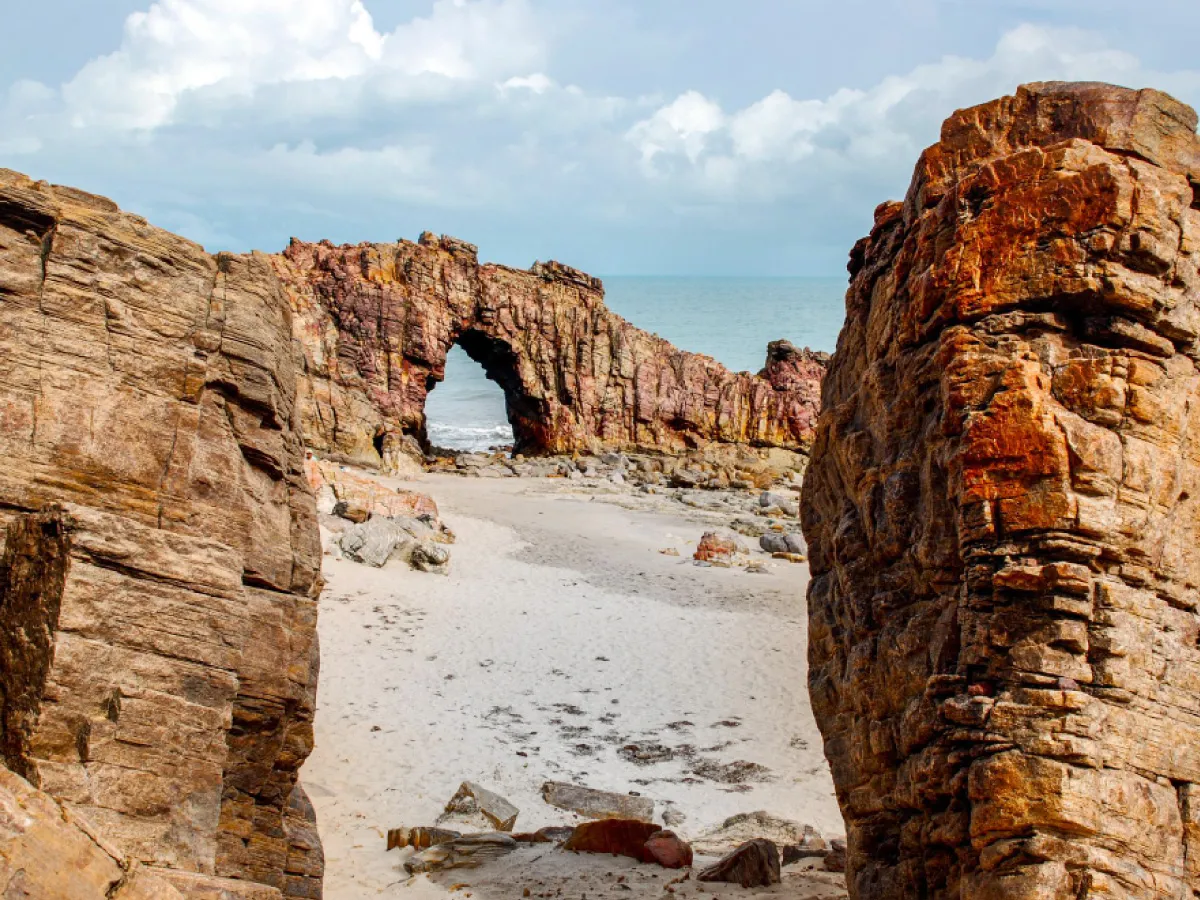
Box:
423;276;849;451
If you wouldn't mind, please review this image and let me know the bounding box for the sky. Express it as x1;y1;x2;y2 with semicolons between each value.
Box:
2;1;1199;275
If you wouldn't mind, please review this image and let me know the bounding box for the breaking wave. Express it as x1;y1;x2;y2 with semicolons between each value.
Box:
426;421;514;452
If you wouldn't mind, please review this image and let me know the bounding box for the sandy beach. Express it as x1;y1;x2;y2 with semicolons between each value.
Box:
302;471;844;898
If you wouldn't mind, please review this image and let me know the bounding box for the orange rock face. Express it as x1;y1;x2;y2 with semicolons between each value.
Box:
274;239;825;467
802;83;1200;898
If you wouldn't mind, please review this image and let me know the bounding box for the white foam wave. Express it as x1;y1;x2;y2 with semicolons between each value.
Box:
427;420;514;452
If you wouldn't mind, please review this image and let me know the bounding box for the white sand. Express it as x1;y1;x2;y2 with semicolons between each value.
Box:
301;473;843;898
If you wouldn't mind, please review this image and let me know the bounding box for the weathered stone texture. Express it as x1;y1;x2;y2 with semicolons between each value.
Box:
0;170;322;898
802;82;1200;898
0;762;184;898
275;237;824;466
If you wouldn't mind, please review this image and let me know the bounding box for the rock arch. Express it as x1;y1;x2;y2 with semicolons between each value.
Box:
276;235;824;470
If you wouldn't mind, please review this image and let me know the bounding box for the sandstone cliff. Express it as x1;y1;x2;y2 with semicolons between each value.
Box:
275;238;824;468
802;82;1200;898
0;170;323;899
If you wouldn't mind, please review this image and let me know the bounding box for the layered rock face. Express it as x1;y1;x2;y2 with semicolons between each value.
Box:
276;238;823;467
802;83;1200;898
0;170;323;898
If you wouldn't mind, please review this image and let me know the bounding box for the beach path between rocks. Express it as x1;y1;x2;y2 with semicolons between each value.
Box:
301;472;843;897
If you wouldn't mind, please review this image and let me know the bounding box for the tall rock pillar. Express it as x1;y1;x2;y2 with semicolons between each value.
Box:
802;82;1200;898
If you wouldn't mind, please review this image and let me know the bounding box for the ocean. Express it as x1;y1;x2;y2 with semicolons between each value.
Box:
423;276;849;452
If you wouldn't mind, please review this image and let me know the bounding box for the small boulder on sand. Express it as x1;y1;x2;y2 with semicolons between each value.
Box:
339;517;453;573
541;781;655;821
698;839;782;887
692;531;748;566
692;811;816;856
411;541;450;575
436;782;520;832
562;820;659;860
339;518;413;567
643;830;693;869
759;532;806;556
404;832;518;873
758;490;799;517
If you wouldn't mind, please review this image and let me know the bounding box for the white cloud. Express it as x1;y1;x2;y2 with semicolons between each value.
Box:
501;73;554;94
48;0;544;131
626;91;725;167
2;7;1199;273
624;22;1200;202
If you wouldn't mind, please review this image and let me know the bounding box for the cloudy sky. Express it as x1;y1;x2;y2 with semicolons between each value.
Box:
3;1;1199;275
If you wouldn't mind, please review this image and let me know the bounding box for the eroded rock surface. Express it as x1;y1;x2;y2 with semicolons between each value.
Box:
0;170;322;898
802;82;1200;898
275;238;825;467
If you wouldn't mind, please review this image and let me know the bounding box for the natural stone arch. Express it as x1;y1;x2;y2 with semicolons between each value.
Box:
276;236;824;471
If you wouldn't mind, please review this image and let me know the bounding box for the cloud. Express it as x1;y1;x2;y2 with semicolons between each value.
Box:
41;0;545;131
2;4;1198;274
623;23;1200;208
627;91;725;166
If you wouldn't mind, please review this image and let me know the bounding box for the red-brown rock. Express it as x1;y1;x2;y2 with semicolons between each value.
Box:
802;81;1200;899
561;819;661;862
693;531;747;564
274;240;825;467
643;830;693;869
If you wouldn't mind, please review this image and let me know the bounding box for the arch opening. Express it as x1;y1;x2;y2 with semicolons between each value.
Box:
421;341;516;454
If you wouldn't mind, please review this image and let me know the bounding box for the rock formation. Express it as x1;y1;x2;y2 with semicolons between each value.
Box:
802;82;1200;898
0;170;323;898
275;239;824;468
0;161;822;898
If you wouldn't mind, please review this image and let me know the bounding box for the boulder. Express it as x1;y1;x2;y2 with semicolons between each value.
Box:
697;839;782;888
411;542;451;575
758;532;806;555
781;827;828;865
331;500;369;524
403;833;518;873
692;531;748;565
758;491;799;517
541;781;655;821
643;830;693;869
338;517;415;567
692;812;815;856
436;782;519;832
314;458;440;518
561;819;661;862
